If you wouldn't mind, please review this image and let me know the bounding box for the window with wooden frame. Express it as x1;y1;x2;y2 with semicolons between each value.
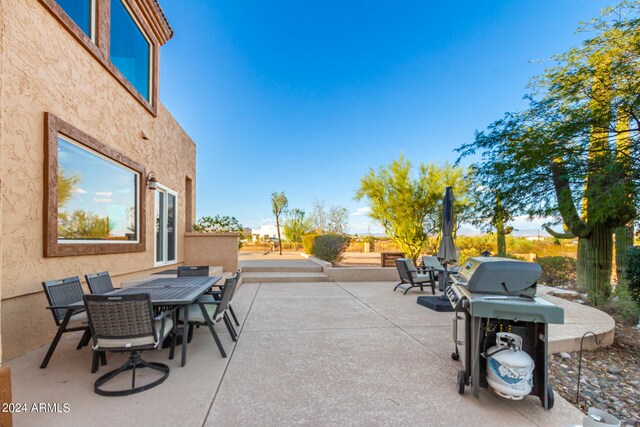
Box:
44;113;146;257
39;0;167;116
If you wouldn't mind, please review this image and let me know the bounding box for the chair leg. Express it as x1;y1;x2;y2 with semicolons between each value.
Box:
77;329;91;349
393;282;404;292
403;285;413;295
187;324;194;343
100;351;107;366
169;313;177;360
197;304;226;358
229;305;240;327
91;351;100;373
40;311;73;369
223;314;237;341
208;324;227;358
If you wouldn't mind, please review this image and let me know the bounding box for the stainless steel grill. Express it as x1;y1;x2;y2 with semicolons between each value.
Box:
446;257;564;409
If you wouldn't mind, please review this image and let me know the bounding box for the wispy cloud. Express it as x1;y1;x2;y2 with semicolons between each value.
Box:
71;188;87;194
352;207;371;216
95;191;113;197
94;197;113;204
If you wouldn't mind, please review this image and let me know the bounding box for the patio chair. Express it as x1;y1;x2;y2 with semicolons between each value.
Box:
181;273;241;358
178;266;240;327
85;271;114;295
419;256;442;277
83;293;177;396
177;266;209;277
40;276;95;369
394;258;436;295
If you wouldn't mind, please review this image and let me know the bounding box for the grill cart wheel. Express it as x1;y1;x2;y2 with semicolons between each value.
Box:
451;352;459;361
457;370;466;394
542;384;554;409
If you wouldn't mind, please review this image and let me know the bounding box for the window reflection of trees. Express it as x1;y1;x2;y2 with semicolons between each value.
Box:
58;167;113;240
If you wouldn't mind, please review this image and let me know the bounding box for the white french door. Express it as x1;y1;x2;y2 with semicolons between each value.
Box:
155;185;178;266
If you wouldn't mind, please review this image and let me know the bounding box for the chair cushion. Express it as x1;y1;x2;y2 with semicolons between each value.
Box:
180;302;223;324
95;318;173;349
67;311;89;329
413;274;433;284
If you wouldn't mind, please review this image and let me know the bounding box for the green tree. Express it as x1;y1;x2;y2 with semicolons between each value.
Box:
469;186;513;257
193;215;245;248
57;168;81;208
283;208;312;243
355;155;474;262
458;3;639;304
58;210;112;239
271;192;288;255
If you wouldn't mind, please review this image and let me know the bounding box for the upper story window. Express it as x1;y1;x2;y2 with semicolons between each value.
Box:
110;0;152;101
55;0;94;39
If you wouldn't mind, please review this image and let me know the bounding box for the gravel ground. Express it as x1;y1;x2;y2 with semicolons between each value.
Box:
548;322;640;426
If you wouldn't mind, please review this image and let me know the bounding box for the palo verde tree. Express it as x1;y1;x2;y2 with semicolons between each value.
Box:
355;155;474;262
271;192;288;255
458;2;640;304
283;208;312;243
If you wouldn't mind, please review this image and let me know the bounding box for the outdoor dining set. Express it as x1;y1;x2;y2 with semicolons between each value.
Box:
39;266;241;396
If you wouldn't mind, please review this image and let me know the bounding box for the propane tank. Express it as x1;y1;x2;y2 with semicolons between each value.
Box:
486;332;535;400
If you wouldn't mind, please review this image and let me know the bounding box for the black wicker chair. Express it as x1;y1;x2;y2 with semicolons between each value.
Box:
181;274;241;358
394;258;436;295
83;293;177;396
40;277;94;369
178;266;241;327
85;271;115;295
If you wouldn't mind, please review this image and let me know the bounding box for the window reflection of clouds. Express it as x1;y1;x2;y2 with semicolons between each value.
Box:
57;137;138;241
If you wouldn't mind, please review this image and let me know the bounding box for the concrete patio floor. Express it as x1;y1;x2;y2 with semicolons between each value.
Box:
8;280;588;426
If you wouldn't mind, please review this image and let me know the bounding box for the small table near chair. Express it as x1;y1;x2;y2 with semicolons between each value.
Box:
43;276;222;370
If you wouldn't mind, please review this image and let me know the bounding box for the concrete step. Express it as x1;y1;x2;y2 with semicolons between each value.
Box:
241;265;323;273
242;272;329;283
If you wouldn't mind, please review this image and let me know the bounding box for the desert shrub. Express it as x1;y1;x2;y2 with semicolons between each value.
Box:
510;238;534;254
302;234;318;255
626;246;640;304
536;256;576;286
306;234;350;263
601;287;640;325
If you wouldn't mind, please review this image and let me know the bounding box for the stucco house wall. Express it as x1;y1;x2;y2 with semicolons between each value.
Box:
0;0;196;361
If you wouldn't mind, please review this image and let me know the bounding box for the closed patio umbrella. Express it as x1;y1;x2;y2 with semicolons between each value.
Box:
437;187;457;292
416;187;458;312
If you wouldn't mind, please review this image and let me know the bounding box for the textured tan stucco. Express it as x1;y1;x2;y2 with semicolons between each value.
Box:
184;233;239;273
1;0;196;361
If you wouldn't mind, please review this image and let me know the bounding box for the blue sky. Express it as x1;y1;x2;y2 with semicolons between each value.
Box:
159;0;613;235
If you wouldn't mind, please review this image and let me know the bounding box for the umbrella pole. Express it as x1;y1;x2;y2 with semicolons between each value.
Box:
441;263;449;300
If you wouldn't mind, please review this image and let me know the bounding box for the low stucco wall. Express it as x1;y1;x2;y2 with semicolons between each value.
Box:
304;254;401;282
184;233;239;273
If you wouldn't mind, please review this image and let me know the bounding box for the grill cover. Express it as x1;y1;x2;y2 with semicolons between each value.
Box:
458;257;541;296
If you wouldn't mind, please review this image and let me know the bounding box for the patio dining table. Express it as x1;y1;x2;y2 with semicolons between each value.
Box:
42;276;222;369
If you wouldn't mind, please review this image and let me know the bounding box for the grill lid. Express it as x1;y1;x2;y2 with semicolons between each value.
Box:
458;257;541;296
